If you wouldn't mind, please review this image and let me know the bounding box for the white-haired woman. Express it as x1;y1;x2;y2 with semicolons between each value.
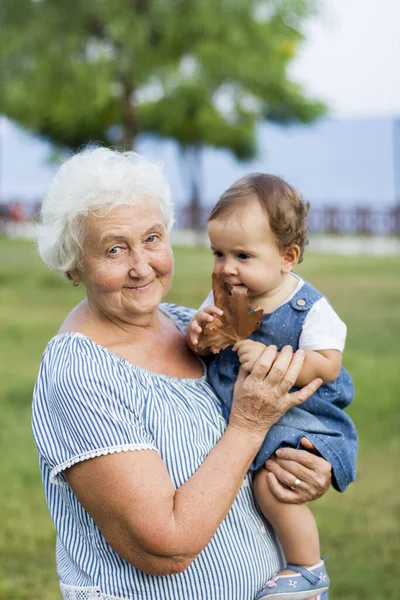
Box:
33;147;332;600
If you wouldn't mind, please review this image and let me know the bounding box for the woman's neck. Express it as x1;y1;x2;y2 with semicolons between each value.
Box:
59;298;205;378
58;297;162;343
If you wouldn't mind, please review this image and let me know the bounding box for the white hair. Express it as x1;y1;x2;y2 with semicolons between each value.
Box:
37;147;174;279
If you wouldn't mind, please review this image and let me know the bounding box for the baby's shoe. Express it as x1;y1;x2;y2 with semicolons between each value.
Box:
255;558;330;600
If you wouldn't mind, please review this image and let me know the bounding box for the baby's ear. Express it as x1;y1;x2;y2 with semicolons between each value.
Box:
281;245;300;273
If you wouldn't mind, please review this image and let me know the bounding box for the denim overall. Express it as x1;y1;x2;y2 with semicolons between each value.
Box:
208;279;358;492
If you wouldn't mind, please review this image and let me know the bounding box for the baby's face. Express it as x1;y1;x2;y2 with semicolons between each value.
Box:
208;197;289;304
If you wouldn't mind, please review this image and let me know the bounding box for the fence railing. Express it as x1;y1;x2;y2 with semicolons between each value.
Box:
1;202;400;236
175;204;400;236
307;206;400;236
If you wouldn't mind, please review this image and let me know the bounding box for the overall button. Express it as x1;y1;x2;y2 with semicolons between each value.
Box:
297;299;306;306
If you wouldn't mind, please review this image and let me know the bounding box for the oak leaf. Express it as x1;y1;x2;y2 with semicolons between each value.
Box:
197;273;264;353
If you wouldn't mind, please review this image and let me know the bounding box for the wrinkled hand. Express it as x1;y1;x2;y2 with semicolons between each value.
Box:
232;339;266;372
264;437;332;504
229;346;322;439
187;306;223;349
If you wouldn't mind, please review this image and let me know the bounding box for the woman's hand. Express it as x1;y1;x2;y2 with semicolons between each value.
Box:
229;346;322;440
264;437;332;504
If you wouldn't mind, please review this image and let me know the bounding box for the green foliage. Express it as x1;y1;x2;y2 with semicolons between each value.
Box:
0;237;399;598
0;1;326;227
0;0;325;155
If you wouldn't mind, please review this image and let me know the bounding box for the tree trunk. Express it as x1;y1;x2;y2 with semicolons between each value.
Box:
119;83;138;151
182;144;203;233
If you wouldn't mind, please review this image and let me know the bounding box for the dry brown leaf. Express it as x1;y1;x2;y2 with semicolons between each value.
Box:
197;273;264;353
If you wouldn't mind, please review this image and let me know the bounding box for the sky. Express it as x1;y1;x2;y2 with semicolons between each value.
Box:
290;0;400;117
1;0;399;203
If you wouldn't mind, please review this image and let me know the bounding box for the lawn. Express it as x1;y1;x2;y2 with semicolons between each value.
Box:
0;237;399;599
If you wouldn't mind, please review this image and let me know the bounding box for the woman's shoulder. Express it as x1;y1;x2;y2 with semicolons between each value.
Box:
42;332;126;382
159;302;196;332
45;331;100;360
35;333;138;416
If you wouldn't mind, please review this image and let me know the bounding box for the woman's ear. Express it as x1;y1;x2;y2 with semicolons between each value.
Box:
281;245;300;273
68;268;80;286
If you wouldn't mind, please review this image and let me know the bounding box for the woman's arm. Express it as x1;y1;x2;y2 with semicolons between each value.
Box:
67;426;265;575
66;346;322;575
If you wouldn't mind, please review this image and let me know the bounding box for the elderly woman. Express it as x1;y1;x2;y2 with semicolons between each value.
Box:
32;148;333;600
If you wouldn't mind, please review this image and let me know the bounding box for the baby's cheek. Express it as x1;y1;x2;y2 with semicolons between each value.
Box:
212;265;223;276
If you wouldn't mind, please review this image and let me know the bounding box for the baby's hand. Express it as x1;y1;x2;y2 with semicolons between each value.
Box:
187;306;224;350
233;340;267;372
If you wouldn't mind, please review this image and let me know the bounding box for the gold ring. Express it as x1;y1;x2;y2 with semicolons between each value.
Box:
291;478;302;490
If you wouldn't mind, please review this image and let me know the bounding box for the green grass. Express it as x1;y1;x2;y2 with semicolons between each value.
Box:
0;237;399;599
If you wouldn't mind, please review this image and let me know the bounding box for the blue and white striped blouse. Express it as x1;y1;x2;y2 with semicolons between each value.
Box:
32;304;284;600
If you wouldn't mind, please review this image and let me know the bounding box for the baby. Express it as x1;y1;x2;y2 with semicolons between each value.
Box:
187;174;357;600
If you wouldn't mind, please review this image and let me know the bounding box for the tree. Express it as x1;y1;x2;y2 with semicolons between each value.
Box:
0;0;325;227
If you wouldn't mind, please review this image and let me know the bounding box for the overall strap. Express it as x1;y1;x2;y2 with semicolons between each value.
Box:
289;277;323;313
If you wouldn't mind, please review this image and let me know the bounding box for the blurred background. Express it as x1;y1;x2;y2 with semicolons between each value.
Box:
0;1;399;599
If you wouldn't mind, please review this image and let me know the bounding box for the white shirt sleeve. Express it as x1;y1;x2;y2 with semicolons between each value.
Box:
299;297;347;352
198;290;215;310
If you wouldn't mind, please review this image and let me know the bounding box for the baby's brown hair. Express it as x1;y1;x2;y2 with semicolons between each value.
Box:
208;173;310;262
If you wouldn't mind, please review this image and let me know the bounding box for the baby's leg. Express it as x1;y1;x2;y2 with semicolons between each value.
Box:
254;468;320;572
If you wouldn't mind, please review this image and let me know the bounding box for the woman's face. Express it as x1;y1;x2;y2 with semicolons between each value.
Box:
72;202;174;322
